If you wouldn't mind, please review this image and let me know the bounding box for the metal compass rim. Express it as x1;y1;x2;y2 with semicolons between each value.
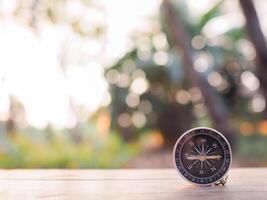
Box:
172;127;232;186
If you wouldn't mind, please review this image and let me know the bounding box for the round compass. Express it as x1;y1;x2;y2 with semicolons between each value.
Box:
173;127;232;186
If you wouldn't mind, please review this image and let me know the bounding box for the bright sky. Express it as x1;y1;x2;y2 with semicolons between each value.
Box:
0;0;161;128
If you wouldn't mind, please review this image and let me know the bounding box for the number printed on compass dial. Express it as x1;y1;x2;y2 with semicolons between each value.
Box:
173;128;232;185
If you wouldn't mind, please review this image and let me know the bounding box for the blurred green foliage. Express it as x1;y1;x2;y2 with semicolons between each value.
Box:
0;126;138;168
238;135;267;164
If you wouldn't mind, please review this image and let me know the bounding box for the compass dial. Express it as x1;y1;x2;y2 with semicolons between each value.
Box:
173;127;232;185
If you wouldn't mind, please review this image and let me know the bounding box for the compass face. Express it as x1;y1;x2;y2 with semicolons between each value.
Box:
173;127;232;185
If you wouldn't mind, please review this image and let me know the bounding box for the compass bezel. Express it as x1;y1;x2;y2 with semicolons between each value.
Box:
173;127;232;186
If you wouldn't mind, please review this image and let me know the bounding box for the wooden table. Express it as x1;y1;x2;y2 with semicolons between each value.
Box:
0;168;266;199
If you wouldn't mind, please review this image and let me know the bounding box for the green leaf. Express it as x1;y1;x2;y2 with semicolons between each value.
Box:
197;0;223;29
224;27;245;41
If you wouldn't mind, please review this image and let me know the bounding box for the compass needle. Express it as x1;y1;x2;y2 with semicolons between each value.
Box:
206;155;222;160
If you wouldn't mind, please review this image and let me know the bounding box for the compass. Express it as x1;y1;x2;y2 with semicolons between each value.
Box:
173;127;232;186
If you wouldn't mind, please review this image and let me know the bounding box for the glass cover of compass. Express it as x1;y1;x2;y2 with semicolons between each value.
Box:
173;127;232;186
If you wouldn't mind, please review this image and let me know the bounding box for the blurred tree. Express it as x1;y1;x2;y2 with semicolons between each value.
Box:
161;0;237;147
106;49;193;147
239;0;267;115
106;0;246;148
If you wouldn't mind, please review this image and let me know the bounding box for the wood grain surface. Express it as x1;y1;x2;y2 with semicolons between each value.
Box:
0;168;266;199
